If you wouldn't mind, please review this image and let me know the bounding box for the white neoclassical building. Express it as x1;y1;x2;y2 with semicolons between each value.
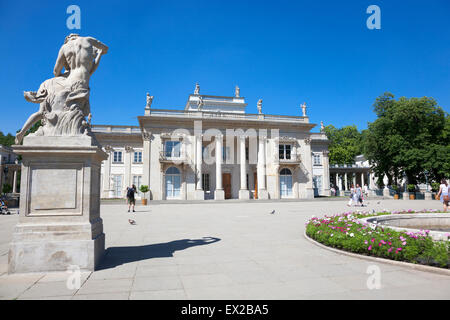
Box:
92;86;330;201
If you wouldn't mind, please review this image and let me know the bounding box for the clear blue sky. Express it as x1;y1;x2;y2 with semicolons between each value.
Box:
1;0;449;135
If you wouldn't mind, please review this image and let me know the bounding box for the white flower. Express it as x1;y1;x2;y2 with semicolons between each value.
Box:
349;233;354;237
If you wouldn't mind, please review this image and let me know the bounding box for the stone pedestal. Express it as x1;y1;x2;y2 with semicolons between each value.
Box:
214;189;225;200
424;191;432;200
383;187;390;198
402;192;409;200
8;136;107;273
239;189;250;200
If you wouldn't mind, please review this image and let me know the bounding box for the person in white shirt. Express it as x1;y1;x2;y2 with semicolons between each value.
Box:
437;179;449;212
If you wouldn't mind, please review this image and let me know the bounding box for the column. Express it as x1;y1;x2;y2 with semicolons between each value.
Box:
142;132;151;200
257;135;268;199
322;151;330;196
344;173;348;191
194;134;204;200
103;147;113;198
352;173;356;187
361;172;365;187
239;136;250;199
12;169;17;193
124;146;132;188
214;135;225;200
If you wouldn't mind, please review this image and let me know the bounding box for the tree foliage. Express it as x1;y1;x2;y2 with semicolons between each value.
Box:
323;125;364;165
363;93;450;184
0;132;15;147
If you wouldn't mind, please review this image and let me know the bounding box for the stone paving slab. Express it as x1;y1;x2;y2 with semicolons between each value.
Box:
0;199;449;300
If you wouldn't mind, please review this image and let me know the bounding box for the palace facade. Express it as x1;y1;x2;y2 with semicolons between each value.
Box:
92;87;331;201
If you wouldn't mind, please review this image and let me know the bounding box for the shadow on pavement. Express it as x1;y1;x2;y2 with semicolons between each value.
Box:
97;237;221;270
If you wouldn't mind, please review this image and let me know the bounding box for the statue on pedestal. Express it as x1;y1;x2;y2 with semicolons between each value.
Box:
301;102;307;117
146;93;154;109
257;99;263;114
320;121;325;132
235;86;240;97
194;83;200;95
15;34;108;144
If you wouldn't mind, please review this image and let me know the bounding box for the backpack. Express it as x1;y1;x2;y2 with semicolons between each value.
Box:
126;187;135;198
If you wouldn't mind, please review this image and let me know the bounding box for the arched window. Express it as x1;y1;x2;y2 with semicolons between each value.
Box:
165;167;181;199
280;168;293;198
166;167;180;175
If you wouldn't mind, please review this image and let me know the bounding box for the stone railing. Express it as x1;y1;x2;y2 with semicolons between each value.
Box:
279;153;301;163
147;109;308;123
91;125;141;134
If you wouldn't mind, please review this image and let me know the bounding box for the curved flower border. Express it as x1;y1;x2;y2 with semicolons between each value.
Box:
305;209;449;269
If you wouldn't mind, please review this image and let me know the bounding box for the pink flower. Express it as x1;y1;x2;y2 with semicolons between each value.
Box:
368;245;372;251
388;247;393;253
371;238;375;243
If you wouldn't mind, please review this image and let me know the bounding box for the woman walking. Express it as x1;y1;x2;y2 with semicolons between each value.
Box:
437;179;449;212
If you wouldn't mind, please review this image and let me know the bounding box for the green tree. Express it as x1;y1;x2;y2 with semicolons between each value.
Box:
0;132;15;147
364;92;450;185
323;125;363;165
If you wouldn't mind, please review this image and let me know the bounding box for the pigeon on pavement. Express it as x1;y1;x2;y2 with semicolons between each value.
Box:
270;210;275;214
128;219;136;225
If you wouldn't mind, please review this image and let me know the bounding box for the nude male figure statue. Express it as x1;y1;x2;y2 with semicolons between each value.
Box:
16;34;108;144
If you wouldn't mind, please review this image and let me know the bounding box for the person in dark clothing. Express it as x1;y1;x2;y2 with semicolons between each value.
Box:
126;184;137;213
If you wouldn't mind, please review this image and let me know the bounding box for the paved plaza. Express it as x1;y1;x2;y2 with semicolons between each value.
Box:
0;199;449;300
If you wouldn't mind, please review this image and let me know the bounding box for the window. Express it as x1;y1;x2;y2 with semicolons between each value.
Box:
313;154;321;166
132;175;142;196
280;168;293;197
245;147;249;161
165;141;181;158
279;144;292;160
113;151;122;163
165;167;181;199
112;175;123;197
133;151;142;163
202;174;210;192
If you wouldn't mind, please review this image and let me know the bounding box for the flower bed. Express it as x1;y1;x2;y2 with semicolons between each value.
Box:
305;210;449;268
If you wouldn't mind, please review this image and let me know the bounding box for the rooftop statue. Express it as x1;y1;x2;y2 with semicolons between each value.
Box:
320;121;325;132
194;83;200;95
257;99;263;114
15;34;108;144
235;86;240;97
301;102;307;117
146;93;154;108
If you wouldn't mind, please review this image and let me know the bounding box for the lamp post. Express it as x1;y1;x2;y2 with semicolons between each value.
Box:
423;170;432;200
402;172;409;201
403;172;407;193
424;170;429;192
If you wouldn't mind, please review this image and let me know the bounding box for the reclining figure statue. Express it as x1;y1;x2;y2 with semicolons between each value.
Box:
16;34;108;144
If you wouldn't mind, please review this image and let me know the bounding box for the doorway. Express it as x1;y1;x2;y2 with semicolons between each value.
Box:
222;173;232;199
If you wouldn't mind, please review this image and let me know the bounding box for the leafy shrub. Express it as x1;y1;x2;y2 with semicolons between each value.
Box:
431;182;440;192
407;184;416;192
